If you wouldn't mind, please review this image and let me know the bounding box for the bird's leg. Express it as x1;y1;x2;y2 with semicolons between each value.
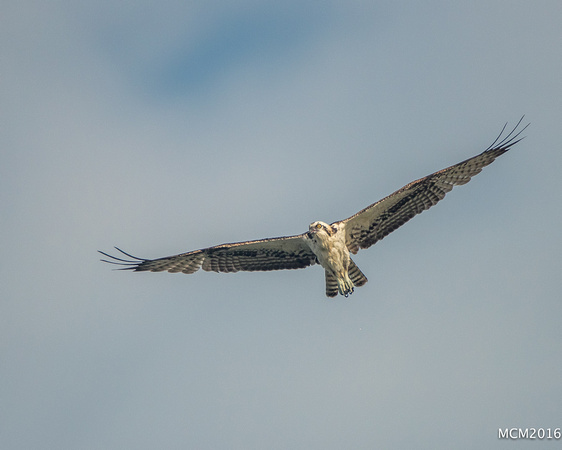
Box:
337;275;355;297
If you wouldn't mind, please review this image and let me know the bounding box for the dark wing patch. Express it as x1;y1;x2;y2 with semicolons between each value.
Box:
338;118;528;254
99;234;317;274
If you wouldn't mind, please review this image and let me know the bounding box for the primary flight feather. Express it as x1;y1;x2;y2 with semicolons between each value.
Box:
100;119;527;297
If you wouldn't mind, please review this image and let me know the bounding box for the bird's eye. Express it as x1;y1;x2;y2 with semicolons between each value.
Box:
316;223;322;229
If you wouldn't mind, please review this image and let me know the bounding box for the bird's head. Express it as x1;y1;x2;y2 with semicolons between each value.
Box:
308;221;335;239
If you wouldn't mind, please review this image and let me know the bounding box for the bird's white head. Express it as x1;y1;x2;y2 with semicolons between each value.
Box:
308;221;335;239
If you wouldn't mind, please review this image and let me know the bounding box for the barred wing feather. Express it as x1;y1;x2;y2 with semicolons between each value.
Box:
339;120;527;254
100;235;317;274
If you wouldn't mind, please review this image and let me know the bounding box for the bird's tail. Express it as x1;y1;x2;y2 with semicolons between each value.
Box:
348;259;368;288
325;271;339;297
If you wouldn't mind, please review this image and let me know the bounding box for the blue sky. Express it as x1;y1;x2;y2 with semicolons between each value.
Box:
2;1;561;449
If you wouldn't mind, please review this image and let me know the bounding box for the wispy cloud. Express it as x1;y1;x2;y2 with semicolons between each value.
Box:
91;2;332;99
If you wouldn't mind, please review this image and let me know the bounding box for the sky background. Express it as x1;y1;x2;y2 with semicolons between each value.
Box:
2;1;561;449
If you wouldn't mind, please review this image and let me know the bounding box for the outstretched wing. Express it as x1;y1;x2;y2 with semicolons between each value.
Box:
338;119;528;254
99;234;317;274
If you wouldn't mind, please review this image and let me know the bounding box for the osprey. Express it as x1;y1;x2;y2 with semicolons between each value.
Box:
100;120;527;297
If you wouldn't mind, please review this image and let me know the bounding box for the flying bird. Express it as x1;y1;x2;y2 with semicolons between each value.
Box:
100;119;527;297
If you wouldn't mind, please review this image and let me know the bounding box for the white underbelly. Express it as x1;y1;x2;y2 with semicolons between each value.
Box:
306;235;350;276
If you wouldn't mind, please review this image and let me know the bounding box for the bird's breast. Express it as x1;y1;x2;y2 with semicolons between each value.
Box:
305;230;350;273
